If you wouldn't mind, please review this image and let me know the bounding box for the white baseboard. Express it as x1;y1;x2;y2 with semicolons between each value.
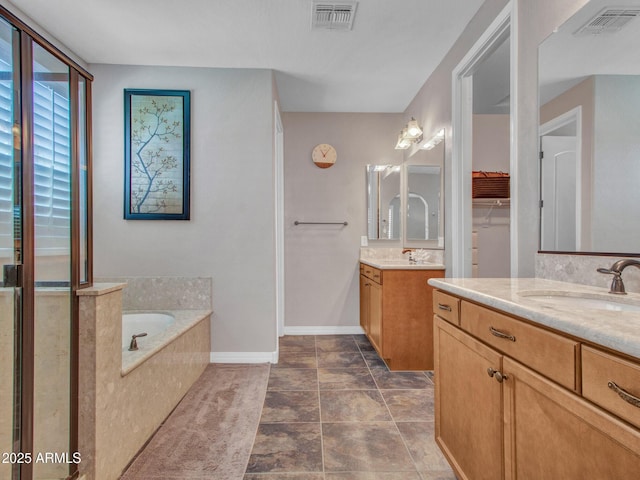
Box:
210;351;278;364
209;327;365;364
283;326;365;336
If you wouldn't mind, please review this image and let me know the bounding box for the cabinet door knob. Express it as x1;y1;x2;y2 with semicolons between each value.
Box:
494;371;507;383
487;367;507;383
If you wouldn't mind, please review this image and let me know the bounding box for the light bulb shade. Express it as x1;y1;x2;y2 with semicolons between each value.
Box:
403;118;423;139
394;133;411;150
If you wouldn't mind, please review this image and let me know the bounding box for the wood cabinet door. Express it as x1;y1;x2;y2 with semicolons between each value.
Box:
503;357;640;480
368;281;383;354
359;274;370;334
434;316;504;480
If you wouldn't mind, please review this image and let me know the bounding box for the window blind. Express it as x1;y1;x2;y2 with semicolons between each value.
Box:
0;73;13;253
0;62;71;253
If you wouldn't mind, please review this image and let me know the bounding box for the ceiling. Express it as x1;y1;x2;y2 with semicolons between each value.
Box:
4;0;485;113
539;0;640;105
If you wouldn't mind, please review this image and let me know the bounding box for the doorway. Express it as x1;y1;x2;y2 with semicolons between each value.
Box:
451;2;513;278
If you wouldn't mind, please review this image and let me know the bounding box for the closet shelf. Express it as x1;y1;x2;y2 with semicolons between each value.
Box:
472;198;510;207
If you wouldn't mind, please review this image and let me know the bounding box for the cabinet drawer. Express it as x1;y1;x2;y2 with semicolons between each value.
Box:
433;290;460;325
582;346;640;429
360;263;382;284
461;301;578;390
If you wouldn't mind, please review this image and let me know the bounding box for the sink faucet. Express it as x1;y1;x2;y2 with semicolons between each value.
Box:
402;249;416;264
597;259;640;294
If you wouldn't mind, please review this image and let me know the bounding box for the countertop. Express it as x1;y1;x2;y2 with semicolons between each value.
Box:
428;277;640;360
360;258;446;270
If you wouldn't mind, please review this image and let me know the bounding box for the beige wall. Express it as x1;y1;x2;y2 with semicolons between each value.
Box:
283;112;402;329
472;114;510;173
91;64;278;355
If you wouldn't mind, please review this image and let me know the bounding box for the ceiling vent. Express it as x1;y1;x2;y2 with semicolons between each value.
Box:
574;7;640;35
312;1;358;31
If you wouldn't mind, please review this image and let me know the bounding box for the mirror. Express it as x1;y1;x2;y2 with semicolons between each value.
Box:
538;0;640;255
407;165;441;240
366;165;401;240
405;138;444;248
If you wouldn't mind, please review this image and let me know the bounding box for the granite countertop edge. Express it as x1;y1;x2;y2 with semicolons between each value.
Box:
429;277;640;360
360;258;446;270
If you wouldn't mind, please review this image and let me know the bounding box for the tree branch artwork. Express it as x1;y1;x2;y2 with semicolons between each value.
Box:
130;97;183;214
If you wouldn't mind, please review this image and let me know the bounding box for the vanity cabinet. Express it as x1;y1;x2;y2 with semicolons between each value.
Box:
359;266;382;353
434;317;503;480
360;262;444;370
433;293;640;480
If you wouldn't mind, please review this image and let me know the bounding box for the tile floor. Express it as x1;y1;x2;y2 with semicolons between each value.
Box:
244;334;457;480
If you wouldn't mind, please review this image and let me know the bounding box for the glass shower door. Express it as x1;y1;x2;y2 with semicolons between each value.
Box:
31;43;72;480
0;18;20;480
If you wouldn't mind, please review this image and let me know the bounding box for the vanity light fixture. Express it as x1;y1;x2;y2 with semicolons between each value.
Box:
395;117;424;149
404;117;423;139
420;128;445;150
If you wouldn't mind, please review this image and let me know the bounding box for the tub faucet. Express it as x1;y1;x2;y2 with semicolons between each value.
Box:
128;332;148;351
597;259;640;294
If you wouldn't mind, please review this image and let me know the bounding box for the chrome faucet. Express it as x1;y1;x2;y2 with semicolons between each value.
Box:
597;259;640;294
128;332;148;351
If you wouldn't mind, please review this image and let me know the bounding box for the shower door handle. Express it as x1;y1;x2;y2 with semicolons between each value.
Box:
2;264;22;288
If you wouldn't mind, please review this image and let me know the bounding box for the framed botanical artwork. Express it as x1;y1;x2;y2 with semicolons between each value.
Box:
124;89;191;220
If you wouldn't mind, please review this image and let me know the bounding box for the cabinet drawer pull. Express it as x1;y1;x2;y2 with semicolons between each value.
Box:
489;326;516;342
608;381;640;408
438;303;452;312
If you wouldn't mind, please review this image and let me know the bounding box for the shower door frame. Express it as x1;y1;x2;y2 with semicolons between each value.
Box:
1;6;93;480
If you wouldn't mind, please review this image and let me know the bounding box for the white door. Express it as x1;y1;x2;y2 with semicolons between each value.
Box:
540;136;578;251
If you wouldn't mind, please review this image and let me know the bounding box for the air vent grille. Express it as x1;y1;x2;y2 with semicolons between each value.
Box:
312;1;358;30
575;7;640;35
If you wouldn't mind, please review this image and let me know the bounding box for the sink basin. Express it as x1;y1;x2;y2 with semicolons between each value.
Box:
517;290;640;312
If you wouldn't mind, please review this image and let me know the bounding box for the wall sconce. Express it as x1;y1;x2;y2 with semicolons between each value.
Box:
394;117;424;149
419;128;445;150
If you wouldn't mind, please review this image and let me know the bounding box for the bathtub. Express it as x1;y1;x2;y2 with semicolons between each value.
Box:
122;312;175;349
78;281;212;480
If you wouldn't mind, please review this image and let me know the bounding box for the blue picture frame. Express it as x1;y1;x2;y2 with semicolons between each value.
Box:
124;89;190;220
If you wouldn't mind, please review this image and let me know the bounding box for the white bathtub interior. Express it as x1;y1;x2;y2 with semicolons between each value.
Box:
122;312;175;349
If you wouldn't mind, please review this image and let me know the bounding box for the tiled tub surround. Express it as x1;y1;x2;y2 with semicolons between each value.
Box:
77;282;212;480
96;276;212;310
428;277;640;359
